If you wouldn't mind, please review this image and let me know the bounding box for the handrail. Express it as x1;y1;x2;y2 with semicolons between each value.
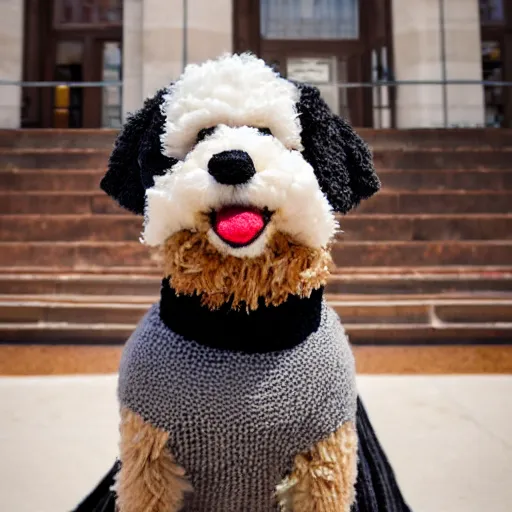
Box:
0;80;123;87
5;78;509;129
1;79;512;88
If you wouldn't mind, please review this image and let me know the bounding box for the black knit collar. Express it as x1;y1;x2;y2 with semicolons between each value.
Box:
159;279;323;353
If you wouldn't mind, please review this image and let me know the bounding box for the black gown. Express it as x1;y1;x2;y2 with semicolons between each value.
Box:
73;397;411;512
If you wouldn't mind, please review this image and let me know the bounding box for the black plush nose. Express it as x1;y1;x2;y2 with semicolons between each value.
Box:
207;150;256;185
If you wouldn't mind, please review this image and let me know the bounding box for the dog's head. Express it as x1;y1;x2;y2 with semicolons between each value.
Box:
102;54;379;310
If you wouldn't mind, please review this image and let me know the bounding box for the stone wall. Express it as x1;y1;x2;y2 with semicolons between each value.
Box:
392;0;484;128
0;0;487;128
0;0;24;128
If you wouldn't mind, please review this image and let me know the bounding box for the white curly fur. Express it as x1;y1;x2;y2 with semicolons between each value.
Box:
159;53;303;160
143;125;337;257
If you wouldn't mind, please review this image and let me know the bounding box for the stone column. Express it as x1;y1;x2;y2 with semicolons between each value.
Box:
141;0;184;99
0;0;24;128
444;0;485;127
187;0;233;65
122;0;233;120
122;0;143;119
392;0;484;128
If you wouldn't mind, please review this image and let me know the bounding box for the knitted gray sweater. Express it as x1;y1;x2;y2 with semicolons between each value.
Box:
118;301;357;511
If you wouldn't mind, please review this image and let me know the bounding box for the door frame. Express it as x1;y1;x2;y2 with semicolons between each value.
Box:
233;0;394;127
23;0;122;128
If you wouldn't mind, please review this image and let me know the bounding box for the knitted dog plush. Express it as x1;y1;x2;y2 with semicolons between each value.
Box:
92;53;404;512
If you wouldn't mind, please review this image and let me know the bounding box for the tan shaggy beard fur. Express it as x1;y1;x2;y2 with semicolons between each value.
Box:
161;229;333;311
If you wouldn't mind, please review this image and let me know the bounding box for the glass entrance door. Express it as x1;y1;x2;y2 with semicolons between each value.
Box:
54;40;85;128
51;35;122;128
260;52;364;125
32;0;124;128
285;56;350;120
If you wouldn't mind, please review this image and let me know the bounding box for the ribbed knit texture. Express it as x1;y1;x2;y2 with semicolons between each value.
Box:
118;301;357;511
352;400;412;512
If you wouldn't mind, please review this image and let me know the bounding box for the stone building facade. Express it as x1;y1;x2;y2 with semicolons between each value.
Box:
0;0;510;129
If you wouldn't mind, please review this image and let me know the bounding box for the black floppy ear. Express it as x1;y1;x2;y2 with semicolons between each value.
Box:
293;82;380;214
100;87;177;215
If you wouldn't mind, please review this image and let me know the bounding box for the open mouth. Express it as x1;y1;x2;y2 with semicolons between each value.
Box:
211;205;272;247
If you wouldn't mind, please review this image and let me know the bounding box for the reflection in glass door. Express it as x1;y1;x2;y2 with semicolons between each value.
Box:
54;40;84;128
285;56;351;121
371;46;392;129
101;41;123;128
482;41;504;127
479;0;505;23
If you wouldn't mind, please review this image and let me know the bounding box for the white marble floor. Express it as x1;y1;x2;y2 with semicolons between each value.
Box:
0;375;511;512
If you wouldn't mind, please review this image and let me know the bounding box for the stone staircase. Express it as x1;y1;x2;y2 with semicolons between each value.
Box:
0;128;511;345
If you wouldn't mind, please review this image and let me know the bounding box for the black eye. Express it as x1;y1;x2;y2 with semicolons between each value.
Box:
256;127;272;136
197;126;217;143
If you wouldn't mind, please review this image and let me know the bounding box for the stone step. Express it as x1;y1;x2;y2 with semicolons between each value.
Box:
0;240;511;268
0;192;123;214
2;147;511;171
328;270;512;295
1;168;509;193
331;298;512;325
356;191;512;214
331;241;512;267
340;214;512;241
1;128;511;151
0;268;511;297
0;322;132;344
2;190;510;215
4;291;510;305
372;149;512;170
0;273;161;296
0;268;509;296
1;320;510;345
0;149;110;170
0;129;117;149
0;215;141;241
379;169;512;191
361;128;512;150
346;324;512;344
1;297;510;327
2;214;511;242
0;242;155;268
0;170;102;191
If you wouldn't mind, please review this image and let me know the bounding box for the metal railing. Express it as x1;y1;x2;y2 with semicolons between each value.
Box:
332;79;512;129
1;78;511;129
0;80;123;87
0;80;124;129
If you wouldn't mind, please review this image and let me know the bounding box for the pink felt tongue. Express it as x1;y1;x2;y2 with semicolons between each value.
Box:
215;206;265;245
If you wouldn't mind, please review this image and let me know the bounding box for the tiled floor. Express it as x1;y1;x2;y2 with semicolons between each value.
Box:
0;375;511;512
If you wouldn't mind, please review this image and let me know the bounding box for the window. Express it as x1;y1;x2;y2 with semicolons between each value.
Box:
260;0;359;40
479;0;505;24
54;0;123;27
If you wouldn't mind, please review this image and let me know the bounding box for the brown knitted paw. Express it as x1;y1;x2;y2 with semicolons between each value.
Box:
116;407;192;512
276;421;358;512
